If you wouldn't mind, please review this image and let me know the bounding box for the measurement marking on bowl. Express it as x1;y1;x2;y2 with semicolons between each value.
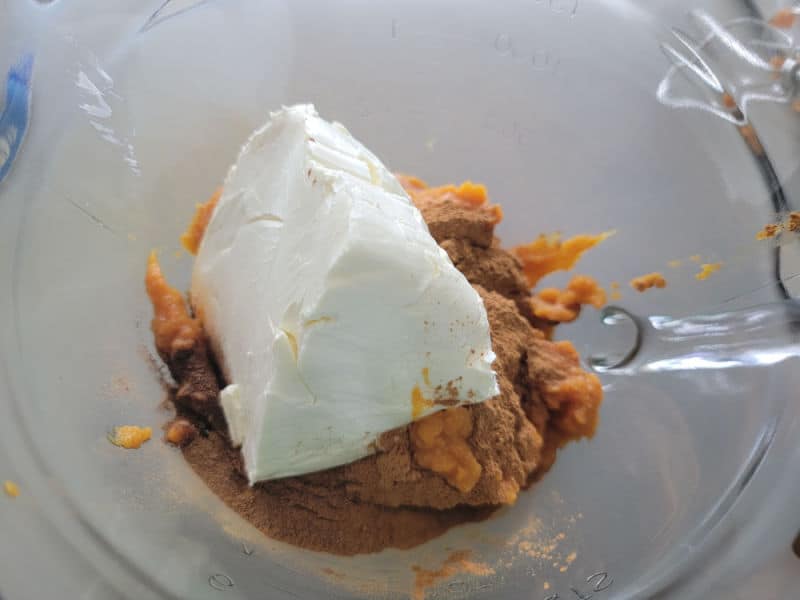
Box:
493;33;560;72
494;33;514;55
483;113;534;147
542;571;613;600
447;576;497;594
445;580;469;594
391;4;579;47
426;574;503;599
390;19;560;74
208;573;234;591
544;0;580;17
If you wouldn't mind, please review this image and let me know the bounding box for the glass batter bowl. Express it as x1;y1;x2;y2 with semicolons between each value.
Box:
2;0;800;598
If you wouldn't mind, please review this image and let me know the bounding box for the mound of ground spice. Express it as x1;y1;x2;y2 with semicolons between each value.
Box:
146;176;603;555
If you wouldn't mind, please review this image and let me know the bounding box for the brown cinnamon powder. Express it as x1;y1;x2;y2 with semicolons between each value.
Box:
155;178;603;555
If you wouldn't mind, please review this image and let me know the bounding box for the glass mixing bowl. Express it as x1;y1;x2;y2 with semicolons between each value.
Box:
2;0;800;598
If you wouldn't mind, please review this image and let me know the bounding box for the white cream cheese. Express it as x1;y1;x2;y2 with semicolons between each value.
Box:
191;104;498;483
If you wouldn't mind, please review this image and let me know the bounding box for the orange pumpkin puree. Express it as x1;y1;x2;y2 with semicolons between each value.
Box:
165;419;198;447
721;92;737;109
3;480;19;498
756;224;780;240
530;275;606;323
546;341;603;438
630;272;667;293
109;425;152;449
695;263;722;281
410;406;482;493
180;188;222;255
411;385;436;420
755;212;800;240
145;251;203;356
512;232;613;288
769;8;796;28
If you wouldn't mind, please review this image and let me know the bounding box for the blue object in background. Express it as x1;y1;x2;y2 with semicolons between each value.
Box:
0;53;33;184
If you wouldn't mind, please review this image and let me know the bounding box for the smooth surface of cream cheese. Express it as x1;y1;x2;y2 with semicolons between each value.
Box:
192;104;498;483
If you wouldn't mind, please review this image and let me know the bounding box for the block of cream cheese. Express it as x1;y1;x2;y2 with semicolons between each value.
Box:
191;104;498;483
